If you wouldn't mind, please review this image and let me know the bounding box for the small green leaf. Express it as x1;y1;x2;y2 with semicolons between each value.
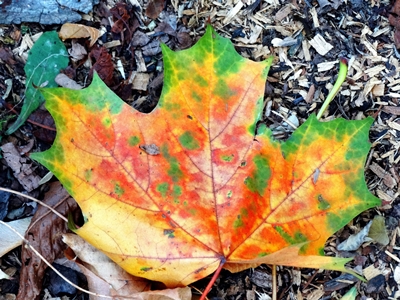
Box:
341;286;357;300
6;31;68;134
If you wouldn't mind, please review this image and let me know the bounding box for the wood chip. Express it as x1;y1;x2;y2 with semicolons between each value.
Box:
103;40;122;48
317;60;337;72
372;83;385;96
274;4;292;22
369;162;397;189
309;34;333;56
310;6;320;28
131;72;150;91
382;106;400;115
223;1;244;24
363;265;383;281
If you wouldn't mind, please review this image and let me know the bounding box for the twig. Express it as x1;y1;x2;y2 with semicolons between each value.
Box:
272;265;277;300
0;187;67;222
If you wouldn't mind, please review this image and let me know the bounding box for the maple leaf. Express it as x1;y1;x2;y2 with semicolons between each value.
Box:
31;25;380;288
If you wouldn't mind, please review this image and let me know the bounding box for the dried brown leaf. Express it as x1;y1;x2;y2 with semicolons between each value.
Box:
63;234;191;300
145;0;166;19
59;23;101;47
89;46;114;86
16;182;78;300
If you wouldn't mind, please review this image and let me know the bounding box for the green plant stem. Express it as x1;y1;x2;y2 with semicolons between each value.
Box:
316;58;348;120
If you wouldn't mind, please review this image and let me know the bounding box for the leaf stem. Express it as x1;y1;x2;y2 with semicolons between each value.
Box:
200;260;225;300
316;58;348;120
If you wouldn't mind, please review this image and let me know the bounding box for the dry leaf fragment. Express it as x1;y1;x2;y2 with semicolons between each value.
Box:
146;0;165;20
0;142;41;192
63;234;150;297
59;23;101;47
55;73;83;90
16;182;78;300
337;222;372;251
0;217;32;257
63;234;191;300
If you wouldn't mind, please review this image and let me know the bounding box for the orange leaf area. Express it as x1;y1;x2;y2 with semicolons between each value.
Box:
31;25;380;287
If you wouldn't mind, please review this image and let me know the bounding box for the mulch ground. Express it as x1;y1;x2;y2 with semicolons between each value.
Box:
1;0;400;299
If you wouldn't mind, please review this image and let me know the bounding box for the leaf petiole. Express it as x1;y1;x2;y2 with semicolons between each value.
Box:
316;58;348;120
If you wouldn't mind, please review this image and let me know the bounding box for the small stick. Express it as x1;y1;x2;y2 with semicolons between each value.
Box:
0;187;67;222
0;220;116;299
272;265;277;300
316;58;348;120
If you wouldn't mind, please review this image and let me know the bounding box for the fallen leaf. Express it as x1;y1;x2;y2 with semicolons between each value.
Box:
59;23;101;47
146;0;166;19
63;234;190;299
0;269;12;280
337;222;373;252
32;26;380;288
68;40;87;61
341;287;357;300
0;217;32;257
110;2;131;34
16;182;78;300
6;31;68;134
368;215;389;246
89;46;114;86
63;233;150;294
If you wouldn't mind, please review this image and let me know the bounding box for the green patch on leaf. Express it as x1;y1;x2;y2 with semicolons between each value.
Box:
113;182;125;197
274;226;308;245
157;182;169;198
84;169;93;182
221;154;234;162
179;131;200;150
164;229;175;238
317;195;331;210
244;155;270;196
161;144;183;182
128;136;140;146
233;215;244;229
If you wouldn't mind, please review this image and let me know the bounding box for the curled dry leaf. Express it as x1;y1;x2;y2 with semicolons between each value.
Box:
59;23;101;47
63;233;150;296
16;182;79;300
63;234;190;299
